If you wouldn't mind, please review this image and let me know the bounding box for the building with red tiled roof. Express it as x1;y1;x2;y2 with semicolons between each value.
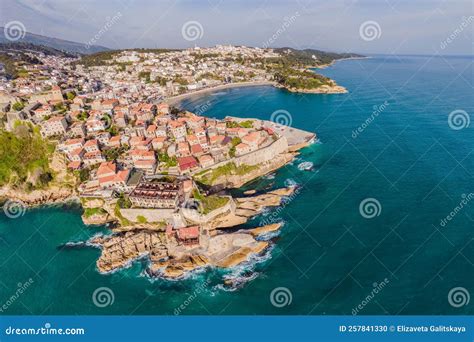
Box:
97;161;116;178
241;131;264;150
82;150;106;166
235;142;251;156
176;226;200;246
40;116;68;137
177;142;190;157
190;144;204;156
198;154;214;168
157;102;169;115
107;135;121;147
83;139;100;153
151;137;166;150
67;161;82;170
177;156;198;173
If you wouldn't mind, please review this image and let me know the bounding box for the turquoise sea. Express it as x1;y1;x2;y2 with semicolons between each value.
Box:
1;55;473;315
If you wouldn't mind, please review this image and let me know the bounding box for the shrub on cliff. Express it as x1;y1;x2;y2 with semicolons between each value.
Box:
0;124;53;189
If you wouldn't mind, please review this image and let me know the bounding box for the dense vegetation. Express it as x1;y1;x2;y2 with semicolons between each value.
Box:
192;188;229;214
196;162;258;185
0;124;54;189
83;207;107;218
226;120;254;129
75;48;178;68
0;53;20;79
158;151;177;167
73;50;121;67
264;48;363;89
274;68;332;89
0;42;75;58
273;47;363;66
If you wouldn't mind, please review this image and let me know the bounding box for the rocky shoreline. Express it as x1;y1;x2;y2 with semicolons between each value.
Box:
276;82;347;94
79;186;294;279
0;186;77;207
89;215;285;279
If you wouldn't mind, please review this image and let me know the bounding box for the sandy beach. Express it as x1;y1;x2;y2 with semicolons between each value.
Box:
165;81;276;106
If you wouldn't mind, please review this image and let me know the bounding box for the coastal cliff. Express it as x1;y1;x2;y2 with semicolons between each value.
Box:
0;186;75;206
197;152;297;190
0;150;77;207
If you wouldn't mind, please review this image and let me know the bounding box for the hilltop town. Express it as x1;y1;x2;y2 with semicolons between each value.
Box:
0;44;328;279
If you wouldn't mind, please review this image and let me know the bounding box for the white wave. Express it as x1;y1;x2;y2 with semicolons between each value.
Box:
298;161;314;171
265;173;276;180
284;178;298;187
255;229;281;241
143;264;208;282
98;252;150;275
216;245;274;291
63;232;108;249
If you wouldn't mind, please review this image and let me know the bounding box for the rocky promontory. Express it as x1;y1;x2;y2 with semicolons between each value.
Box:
86;188;292;279
278;82;347;94
209;187;295;229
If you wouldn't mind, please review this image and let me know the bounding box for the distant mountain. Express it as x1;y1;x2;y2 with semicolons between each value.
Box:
0;29;110;55
0;42;75;57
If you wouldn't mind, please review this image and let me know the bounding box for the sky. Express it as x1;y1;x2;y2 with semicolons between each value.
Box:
1;0;473;55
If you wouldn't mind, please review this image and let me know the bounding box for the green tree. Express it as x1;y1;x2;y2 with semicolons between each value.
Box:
117;192;132;208
136;215;147;224
12;102;24;111
79;167;90;182
66;91;76;101
0;124;52;188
